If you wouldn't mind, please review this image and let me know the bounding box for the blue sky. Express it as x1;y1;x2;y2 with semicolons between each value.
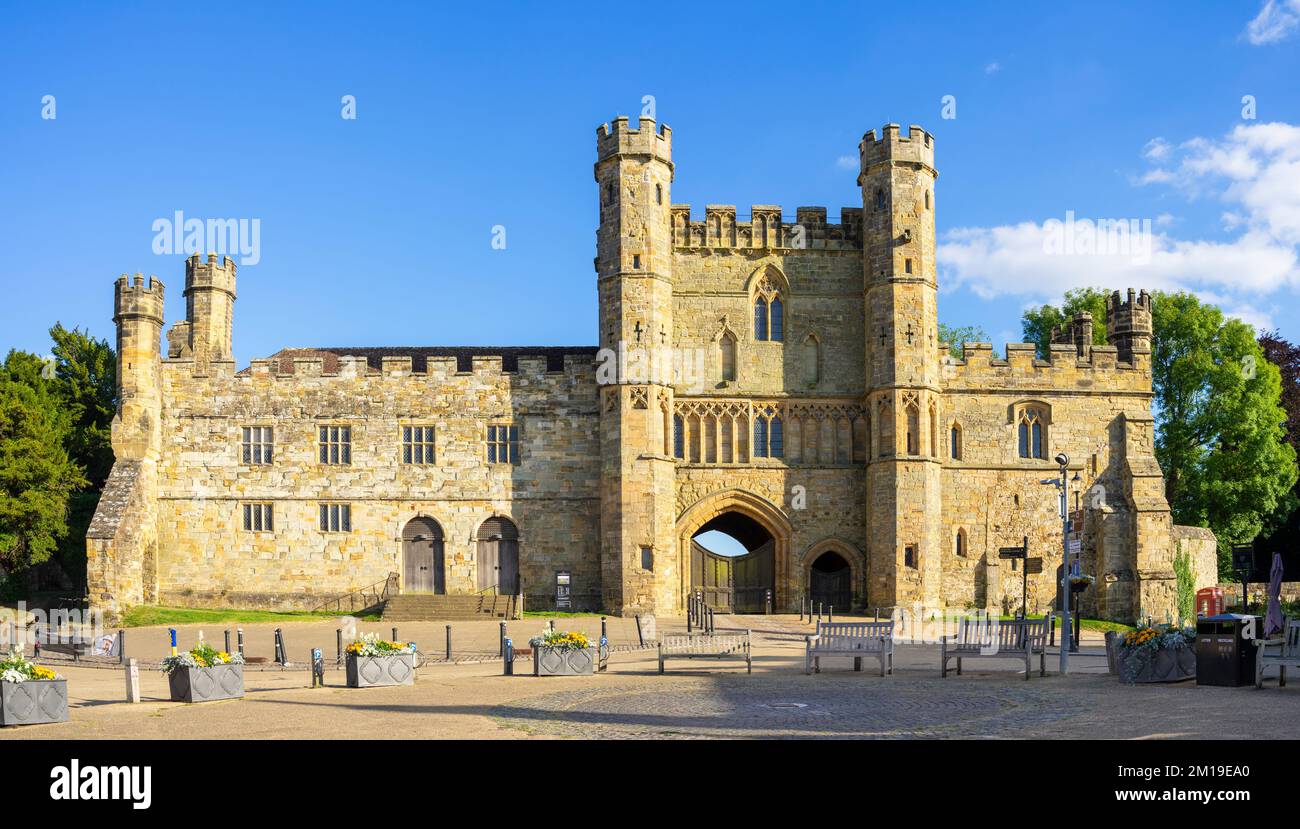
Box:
2;0;1299;370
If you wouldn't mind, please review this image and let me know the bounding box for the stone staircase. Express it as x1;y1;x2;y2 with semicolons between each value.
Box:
380;593;516;621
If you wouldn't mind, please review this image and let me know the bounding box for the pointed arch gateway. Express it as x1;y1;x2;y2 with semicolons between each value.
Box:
675;488;793;614
476;516;519;594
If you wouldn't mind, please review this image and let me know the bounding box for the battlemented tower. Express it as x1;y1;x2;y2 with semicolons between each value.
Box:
595;116;679;614
111;273;165;460
179;253;237;370
860;124;942;609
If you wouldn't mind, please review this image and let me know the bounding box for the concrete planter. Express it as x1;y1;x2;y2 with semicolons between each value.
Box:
1118;645;1196;684
346;653;415;687
533;646;597;676
1;679;69;726
168;664;245;703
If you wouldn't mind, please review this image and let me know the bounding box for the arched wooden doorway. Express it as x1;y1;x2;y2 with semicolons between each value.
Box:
476;516;519;594
691;512;775;614
402;517;445;594
675;489;793;615
809;550;851;612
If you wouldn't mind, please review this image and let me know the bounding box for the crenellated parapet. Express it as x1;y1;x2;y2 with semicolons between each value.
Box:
859;123;936;175
185;253;237;297
113;273;165;325
1106;288;1152;365
671;204;863;250
596;116;672;167
942;339;1151;392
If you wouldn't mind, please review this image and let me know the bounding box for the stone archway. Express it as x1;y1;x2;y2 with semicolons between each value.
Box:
801;538;866;612
675;489;793;614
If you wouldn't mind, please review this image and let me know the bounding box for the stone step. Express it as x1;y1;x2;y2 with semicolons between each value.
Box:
381;594;514;621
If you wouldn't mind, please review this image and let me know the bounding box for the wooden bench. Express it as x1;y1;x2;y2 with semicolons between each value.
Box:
658;631;751;674
1255;619;1300;689
941;616;1049;680
806;621;894;677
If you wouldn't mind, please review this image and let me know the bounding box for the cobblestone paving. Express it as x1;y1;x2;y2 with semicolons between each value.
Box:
492;674;1076;739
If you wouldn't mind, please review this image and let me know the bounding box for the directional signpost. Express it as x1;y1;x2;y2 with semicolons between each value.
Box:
998;536;1033;619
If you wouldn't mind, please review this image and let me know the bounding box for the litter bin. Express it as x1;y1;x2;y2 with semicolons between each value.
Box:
1195;614;1261;687
1195;587;1224;617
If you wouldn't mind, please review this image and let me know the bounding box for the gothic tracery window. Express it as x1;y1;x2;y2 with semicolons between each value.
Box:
752;274;784;342
1016;404;1048;459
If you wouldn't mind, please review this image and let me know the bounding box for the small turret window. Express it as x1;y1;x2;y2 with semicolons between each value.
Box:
875;189;886;210
656;183;663;204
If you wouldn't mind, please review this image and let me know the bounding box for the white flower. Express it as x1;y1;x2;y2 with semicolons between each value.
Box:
1;668;26;684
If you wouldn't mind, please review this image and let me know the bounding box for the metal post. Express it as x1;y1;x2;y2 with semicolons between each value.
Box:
224;629;231;655
829;605;834;624
601;616;607;641
687;597;693;633
1020;535;1029;620
118;629;125;664
236;628;245;657
549;619;555;633
818;602;823;625
503;637;514;676
445;625;452;661
336;629;343;665
1058;461;1072;675
274;628;286;665
392;626;398;642
499;622;506;657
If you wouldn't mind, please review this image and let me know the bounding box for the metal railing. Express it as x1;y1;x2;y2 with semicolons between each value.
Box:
311;571;399;615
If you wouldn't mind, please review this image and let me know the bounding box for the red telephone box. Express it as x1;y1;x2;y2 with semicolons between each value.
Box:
1196;587;1224;617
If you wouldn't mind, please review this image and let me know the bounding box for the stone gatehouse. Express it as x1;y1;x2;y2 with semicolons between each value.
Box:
86;117;1216;622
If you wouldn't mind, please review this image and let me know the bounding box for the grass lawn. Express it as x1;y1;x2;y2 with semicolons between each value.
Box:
121;605;381;627
521;610;608;619
997;614;1133;633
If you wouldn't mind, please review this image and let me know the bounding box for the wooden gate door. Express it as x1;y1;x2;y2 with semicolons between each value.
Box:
732;539;775;613
476;516;519;594
691;541;734;611
809;565;850;611
402;518;445;594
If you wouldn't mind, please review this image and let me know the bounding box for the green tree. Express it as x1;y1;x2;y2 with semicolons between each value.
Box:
0;351;87;574
49;324;116;489
938;323;991;360
1151;292;1297;575
1021;287;1110;358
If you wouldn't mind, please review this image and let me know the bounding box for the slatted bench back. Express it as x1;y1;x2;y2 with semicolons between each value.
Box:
662;633;748;655
956;617;1047;652
1284;620;1300;658
814;621;893;651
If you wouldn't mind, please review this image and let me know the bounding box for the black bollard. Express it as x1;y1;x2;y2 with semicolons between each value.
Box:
549;619;555;633
499;622;506;657
236;628;245;657
445;625;451;661
829;605;834;624
336;629;343;665
601;616;607;641
224;629;231;655
392;626;398;642
503;637;514;676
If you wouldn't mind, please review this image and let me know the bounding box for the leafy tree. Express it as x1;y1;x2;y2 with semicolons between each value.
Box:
1021;287;1110;358
938;323;991;360
1150;292;1297;575
48;324;116;489
0;351;87;573
1258;330;1300;460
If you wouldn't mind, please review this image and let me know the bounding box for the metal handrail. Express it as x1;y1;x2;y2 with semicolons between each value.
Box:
311;571;399;614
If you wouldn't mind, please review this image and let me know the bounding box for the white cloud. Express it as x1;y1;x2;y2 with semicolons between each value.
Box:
938;122;1300;331
984;62;1000;75
1244;0;1300;44
1143;137;1172;161
836;155;858;170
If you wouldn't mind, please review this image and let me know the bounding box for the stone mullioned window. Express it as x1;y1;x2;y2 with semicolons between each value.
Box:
241;502;273;532
402;425;435;465
487;424;519;465
319;503;352;533
319;425;352;465
241;426;273;464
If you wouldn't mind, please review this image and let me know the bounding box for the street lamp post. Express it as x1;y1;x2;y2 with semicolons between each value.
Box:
1041;453;1072;675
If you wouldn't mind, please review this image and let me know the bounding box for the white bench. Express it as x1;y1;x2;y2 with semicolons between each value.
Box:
658;631;751;674
806;621;894;676
1255;619;1300;689
941;616;1049;680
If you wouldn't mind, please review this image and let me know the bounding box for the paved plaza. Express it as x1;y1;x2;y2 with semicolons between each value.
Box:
5;615;1299;740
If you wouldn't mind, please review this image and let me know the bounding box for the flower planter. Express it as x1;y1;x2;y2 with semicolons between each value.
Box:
1;680;69;726
1119;646;1196;684
346;653;415;687
533;646;598;676
168;664;244;703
